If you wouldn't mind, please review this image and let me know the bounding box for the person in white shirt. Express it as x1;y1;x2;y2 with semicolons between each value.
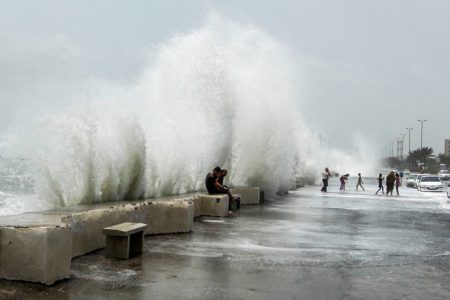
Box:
321;168;331;192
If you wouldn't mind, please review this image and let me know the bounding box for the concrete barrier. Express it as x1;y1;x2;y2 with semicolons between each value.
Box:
62;199;194;258
230;187;260;204
0;196;196;284
199;195;229;217
0;187;259;284
192;196;203;218
145;199;194;235
0;215;72;285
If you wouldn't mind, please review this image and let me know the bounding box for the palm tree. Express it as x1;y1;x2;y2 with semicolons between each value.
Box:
407;147;433;170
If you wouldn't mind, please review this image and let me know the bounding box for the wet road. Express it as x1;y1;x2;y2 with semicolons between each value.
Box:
1;180;450;299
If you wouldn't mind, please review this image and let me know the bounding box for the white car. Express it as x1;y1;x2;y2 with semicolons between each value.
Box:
417;175;443;192
414;174;429;189
438;170;450;181
405;174;418;187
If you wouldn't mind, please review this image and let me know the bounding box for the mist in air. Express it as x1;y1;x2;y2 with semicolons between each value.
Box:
0;15;379;210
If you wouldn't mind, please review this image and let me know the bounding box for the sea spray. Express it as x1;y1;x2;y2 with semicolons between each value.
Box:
0;15;378;210
0;16;307;207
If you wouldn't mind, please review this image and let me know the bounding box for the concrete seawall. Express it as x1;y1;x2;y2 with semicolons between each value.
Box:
0;215;72;285
0;187;261;285
63;198;196;258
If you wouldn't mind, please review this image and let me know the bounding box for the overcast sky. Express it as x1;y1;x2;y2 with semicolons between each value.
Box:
1;0;449;154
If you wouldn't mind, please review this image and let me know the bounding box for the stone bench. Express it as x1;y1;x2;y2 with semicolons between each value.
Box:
103;222;147;259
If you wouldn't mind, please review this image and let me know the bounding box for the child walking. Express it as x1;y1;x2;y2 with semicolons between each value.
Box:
375;173;384;195
356;173;365;191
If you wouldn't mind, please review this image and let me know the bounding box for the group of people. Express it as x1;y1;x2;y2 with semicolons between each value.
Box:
205;167;239;214
339;173;365;191
375;171;401;196
321;168;402;195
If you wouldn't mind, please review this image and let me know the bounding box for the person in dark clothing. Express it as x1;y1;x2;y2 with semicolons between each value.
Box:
375;173;384;195
217;169;228;188
205;167;236;213
217;169;240;210
386;171;396;196
205;166;222;194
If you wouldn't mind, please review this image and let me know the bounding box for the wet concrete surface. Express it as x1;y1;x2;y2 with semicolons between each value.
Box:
1;181;450;299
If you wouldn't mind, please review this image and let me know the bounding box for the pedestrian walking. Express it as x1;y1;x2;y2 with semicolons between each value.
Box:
386;171;396;196
395;173;401;196
356;173;365;191
339;174;349;191
321;168;331;192
375;173;384;195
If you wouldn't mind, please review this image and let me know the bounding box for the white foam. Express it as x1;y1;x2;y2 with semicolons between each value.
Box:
1;15;309;207
0;15;381;211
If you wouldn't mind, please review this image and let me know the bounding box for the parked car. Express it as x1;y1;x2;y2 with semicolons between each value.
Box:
405;174;418;187
417;175;444;192
438;170;450;181
414;174;429;189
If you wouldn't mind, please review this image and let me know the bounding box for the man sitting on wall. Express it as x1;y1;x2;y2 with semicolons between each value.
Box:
217;169;240;211
217;169;228;188
205;167;237;213
205;166;223;194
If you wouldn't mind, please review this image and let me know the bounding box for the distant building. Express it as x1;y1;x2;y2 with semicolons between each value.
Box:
445;139;450;156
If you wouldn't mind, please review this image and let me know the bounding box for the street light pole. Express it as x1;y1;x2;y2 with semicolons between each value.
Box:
406;128;413;170
400;133;406;162
395;138;401;159
391;140;396;158
406;128;413;155
417;120;427;149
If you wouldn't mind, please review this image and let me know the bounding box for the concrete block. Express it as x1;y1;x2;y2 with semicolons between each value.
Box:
230;187;260;205
199;195;229;217
0;223;72;285
144;200;194;235
192;196;202;218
